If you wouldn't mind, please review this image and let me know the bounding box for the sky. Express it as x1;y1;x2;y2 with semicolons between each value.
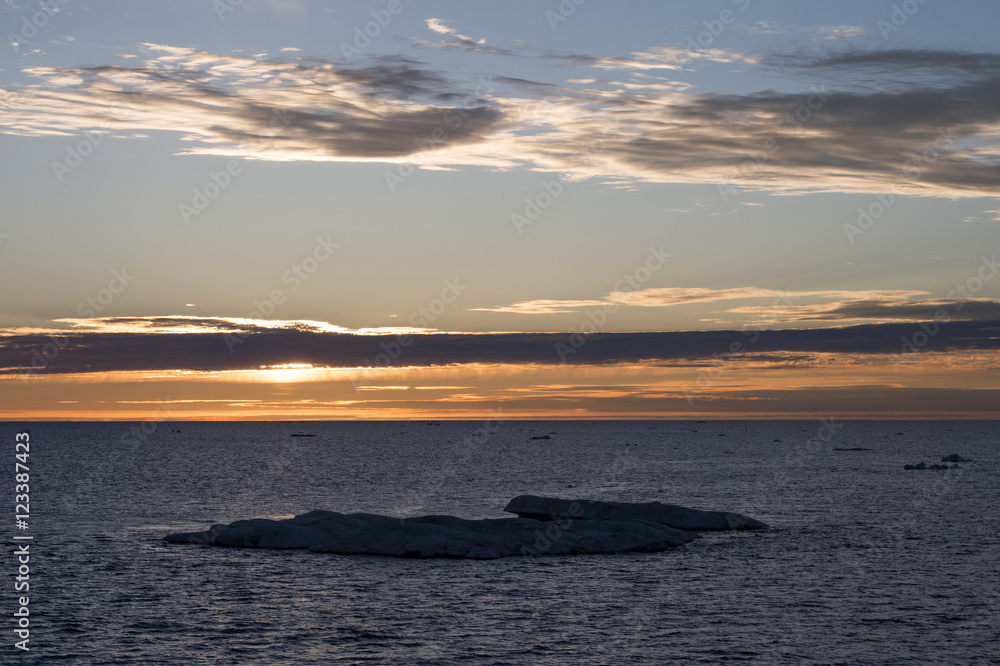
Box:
1;0;999;420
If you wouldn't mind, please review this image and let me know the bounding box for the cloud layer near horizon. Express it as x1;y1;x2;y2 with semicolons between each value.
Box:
3;43;1000;196
2;316;999;376
471;286;1000;322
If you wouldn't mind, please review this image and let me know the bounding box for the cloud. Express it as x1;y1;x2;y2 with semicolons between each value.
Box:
2;44;1000;196
606;288;928;308
964;207;1000;223
36;315;434;336
3;317;999;376
771;48;1000;77
1;46;503;161
730;298;1000;323
815;25;866;41
596;44;757;68
472;288;933;317
425;18;454;35
419;18;489;51
468;299;608;315
528;45;752;72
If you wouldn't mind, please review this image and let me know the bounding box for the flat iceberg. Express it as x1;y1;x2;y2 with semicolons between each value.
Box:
503;495;768;530
164;496;767;559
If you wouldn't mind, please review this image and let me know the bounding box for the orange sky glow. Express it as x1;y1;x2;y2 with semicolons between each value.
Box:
5;351;999;420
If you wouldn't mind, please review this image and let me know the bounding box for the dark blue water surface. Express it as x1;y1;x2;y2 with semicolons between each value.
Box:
5;420;999;664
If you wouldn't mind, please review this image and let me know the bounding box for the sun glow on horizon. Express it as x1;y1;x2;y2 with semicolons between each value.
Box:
3;351;1000;420
257;363;323;384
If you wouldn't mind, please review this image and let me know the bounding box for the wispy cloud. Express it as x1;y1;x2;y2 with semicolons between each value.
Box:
419;17;488;50
535;44;756;72
730;298;1000;323
425;18;454;35
6;315;435;336
469;299;608;315
1;45;504;161
815;25;866;41
606;288;928;308
964;207;1000;223
3;44;1000;196
472;287;937;320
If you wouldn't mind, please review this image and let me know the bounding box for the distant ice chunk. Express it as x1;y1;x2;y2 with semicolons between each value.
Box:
164;496;767;559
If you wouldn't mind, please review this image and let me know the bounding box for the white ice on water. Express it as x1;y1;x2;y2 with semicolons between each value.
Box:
504;495;768;530
164;495;767;559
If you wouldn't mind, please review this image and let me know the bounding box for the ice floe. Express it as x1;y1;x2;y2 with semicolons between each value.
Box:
164;496;767;559
503;495;768;530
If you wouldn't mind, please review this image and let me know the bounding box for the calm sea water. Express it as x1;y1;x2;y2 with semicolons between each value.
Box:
5;420;999;664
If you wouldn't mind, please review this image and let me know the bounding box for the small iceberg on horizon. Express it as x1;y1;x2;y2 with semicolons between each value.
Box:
163;495;767;560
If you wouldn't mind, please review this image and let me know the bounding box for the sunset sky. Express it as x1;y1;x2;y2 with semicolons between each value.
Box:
2;0;999;419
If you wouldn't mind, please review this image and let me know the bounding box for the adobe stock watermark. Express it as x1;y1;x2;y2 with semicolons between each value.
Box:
519;502;585;556
847;449;969;612
556;245;672;361
55;398;178;528
718;84;830;202
518;444;645;556
20;267;135;376
545;0;587;31
179;161;243;225
119;399;175;448
510;178;566;234
339;0;411;63
683;290;795;403
224;235;340;352
51;84;149;183
75;267;135;317
769;418;843;488
686;0;752;55
399;410;505;515
179;107;289;224
723;416;846;533
877;0;930;40
7;0;71;55
353;278;467;373
385;75;496;192
891;254;999;364
510;123;615;232
212;0;242;20
844;127;957;244
51;131;107;182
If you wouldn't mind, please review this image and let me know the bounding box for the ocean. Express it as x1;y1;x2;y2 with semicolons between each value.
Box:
6;420;999;664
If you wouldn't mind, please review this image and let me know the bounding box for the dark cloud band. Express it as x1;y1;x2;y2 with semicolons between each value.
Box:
4;320;999;375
